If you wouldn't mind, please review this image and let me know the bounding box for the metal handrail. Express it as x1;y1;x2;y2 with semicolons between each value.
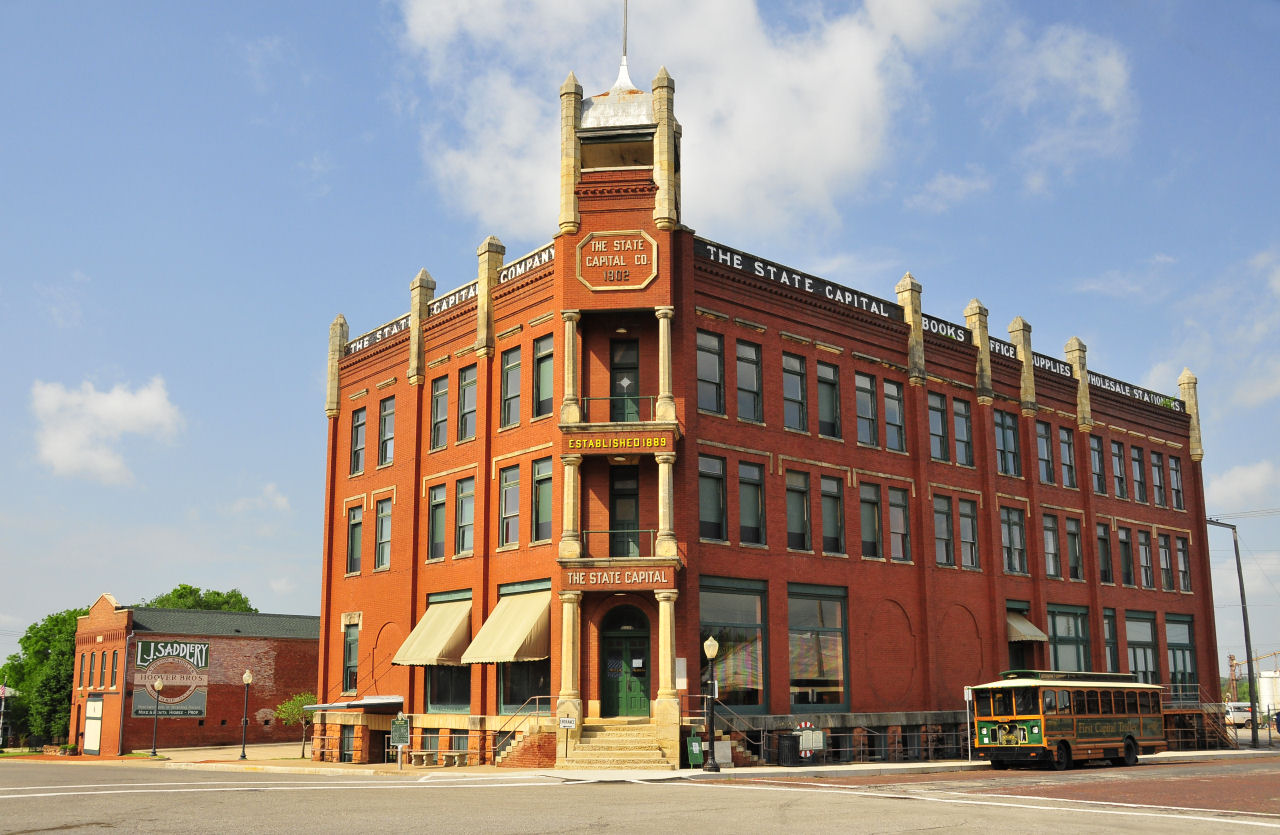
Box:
488;695;553;762
580;395;656;423
581;529;658;559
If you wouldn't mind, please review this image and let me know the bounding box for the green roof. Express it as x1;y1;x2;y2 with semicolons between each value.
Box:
130;608;319;640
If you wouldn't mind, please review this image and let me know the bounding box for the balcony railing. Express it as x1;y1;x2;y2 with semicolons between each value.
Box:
580;396;656;423
582;528;657;559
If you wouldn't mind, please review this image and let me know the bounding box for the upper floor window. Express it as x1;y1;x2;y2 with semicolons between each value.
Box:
532;458;553;542
1000;507;1027;573
1036;421;1055;483
499;466;520;547
817;362;840;438
1169;457;1185;509
430;377;448;450
1059;428;1077;488
859;483;881;557
958;499;979;569
500;347;521;428
884;382;905;452
785;470;811;550
699;456;727;541
928;393;949;461
346;506;362;573
458;365;477;441
994;410;1021;477
1043;514;1061;577
1151;452;1167;507
428;485;446;560
1176;537;1192;591
377;397;395;466
953;399;973;466
1066;518;1083;580
739;462;766;546
1131;447;1148;503
820;475;845;554
1089;435;1106;494
1158;534;1175;590
1097;523;1113;584
343;624;359;693
533;335;554;418
888;487;910;561
855;373;877;445
736;341;762;422
1138;530;1154;588
1118;526;1134;585
934;496;954;566
350;408;366;475
374;498;392;570
697;331;724;414
782;353;807;431
1111;441;1127;498
456;476;475;553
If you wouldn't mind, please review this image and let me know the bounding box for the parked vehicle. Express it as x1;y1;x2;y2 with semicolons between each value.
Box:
1223;702;1255;728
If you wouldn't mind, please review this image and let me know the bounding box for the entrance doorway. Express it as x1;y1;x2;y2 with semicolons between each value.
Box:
600;606;650;717
610;340;640;421
83;695;103;755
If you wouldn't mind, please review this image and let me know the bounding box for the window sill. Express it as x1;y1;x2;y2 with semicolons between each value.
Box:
822;551;849;559
737;417;765;427
786;548;815;555
429;444;447;453
349;470;365;478
855;441;880;450
783;427;811;436
700;538;730;546
740;541;769;549
453;551;474;560
929;456;951;465
424;556;445;564
890;558;913;565
344;571;361;578
860;555;885;562
529;538;553;547
496;423;520;433
372;566;390;574
1004;571;1031;577
495;544;519;552
697;409;728;420
886;447;909;456
456;436;476;447
818;434;844;443
961;565;982;572
377;461;393;470
531;412;554;424
935;561;957;569
341;691;356;698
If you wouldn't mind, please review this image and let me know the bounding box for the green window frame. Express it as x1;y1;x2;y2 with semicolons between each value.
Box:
1066;518;1083;580
455;476;475;554
788;584;848;711
884;381;905;451
1151;452;1166;507
782;353;807;431
1048;605;1090;672
458;365;477;441
855;373;877;445
860;483;881;558
699;455;727;541
1097;523;1113;584
1158;533;1174;591
500;347;521;428
697;331;724;414
533;334;554;418
374;497;391;570
430;376;448;449
958;499;979;568
888;486;910;562
1059;427;1076;488
1036;421;1055;483
820;475;844;555
1169;456;1184;509
994;410;1020;477
1001;506;1026;573
346;505;362;574
785;470;810;551
378;396;395;466
499;465;520;547
1125;613;1159;683
738;462;765;545
953;399;973;466
817;361;840;438
933;495;954;566
736;340;762;422
1043;514;1061;578
1177;537;1192;591
343;624;359;693
349;407;366;474
928;392;948;461
1090;435;1106;494
532;457;552;543
428;485;446;559
700;579;767;712
1138;530;1154;588
1111;441;1127;498
1131;447;1147;503
1118;526;1134;585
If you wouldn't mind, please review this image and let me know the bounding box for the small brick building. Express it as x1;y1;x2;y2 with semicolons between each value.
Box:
69;593;319;756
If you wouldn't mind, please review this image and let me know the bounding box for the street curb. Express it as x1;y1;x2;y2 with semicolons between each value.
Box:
164;761;385;777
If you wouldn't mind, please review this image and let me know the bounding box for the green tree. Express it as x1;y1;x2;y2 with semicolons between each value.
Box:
274;692;316;758
0;607;87;742
139;584;256;612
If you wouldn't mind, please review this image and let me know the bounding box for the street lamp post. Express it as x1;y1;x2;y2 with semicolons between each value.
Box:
703;635;720;773
240;669;253;760
1206;519;1259;749
149;679;164;757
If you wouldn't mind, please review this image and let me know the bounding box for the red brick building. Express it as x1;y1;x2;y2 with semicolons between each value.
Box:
314;60;1218;767
69;593;319;756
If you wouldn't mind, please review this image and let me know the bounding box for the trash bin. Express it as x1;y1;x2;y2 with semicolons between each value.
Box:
778;732;801;767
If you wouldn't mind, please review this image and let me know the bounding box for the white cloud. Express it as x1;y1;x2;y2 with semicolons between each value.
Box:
269;576;298;595
35;269;91;328
297;151;333;198
30;377;183;484
904;166;991;212
228;483;290;514
397;0;981;242
1249;249;1280;296
241;35;291;94
1073;252;1176;299
1205;461;1280;515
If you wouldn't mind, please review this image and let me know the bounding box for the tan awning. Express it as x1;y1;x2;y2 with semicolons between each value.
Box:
460;591;551;664
1006;611;1049;642
391;600;472;666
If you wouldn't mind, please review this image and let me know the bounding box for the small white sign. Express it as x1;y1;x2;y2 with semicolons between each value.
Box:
559;716;577;729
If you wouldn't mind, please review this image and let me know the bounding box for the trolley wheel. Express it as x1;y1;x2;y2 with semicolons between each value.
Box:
1121;737;1139;767
990;760;1009;771
1050;741;1072;771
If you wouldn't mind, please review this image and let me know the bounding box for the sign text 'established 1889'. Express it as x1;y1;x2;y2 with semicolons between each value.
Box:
577;230;658;291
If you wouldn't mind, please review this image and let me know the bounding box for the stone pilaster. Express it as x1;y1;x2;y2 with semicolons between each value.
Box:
1179;368;1204;461
560;311;582;423
326;314;348;417
652;589;681;758
655;452;678;558
407;268;436;386
1009;316;1036;416
651;67;680;231
558;454;583;559
655;306;676;420
964;299;992;404
895;272;925;386
1066;337;1092;430
559;73;582;235
556;590;583;744
475;236;504;358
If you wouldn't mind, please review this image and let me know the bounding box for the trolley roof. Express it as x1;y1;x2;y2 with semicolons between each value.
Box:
970;670;1163;691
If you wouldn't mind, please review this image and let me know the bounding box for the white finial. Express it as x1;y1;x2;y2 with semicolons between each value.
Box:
623;0;628;59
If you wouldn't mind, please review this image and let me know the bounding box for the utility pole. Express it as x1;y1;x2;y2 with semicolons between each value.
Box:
1207;518;1259;749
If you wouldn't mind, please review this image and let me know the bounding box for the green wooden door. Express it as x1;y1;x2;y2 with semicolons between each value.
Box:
602;635;650;717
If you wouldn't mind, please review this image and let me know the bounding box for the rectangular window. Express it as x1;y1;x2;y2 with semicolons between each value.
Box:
860;483;881;558
455;476;475;553
343;624;359;692
1090;435;1106;494
1169;456;1184;510
500;347;521;427
1131;447;1147;503
99;651;106;688
1059;428;1077;488
1151;452;1166;507
1111;441;1127;498
339;725;354;762
111;650;118;688
1166;616;1197;688
953;399;973;466
1158;533;1174;591
736;341;762;422
610;340;640;421
1001;507;1027;573
430;376;448;450
700;584;766;710
374;498;391;570
1104;609;1119;673
856;373;877;445
884;381;905;451
697;331;724;413
1036;421;1055;483
499;466;520;547
532;458;552;542
458;365;477;441
1048;606;1090;672
79;652;85;688
782;353;807;431
958;499;979;569
429;666;471;713
699;456;727;541
428;485;446;559
817;362;840;438
934;496;954;566
89;652;96;690
1043;514;1061;578
1097;523;1113;584
788;586;847;710
346;506;362;573
533;335;554;418
350;407;366;474
1138;530;1154;588
1177;537;1192;591
377;397;395;466
888;487;910;562
501;659;551;713
1066;518;1083;580
928;393;949;461
994;411;1021;476
1125;614;1159;683
739;462;766;545
820;476;845;554
1118;526;1134;585
785;470;811;550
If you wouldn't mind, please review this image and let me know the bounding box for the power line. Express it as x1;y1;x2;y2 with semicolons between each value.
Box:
1209;508;1280;520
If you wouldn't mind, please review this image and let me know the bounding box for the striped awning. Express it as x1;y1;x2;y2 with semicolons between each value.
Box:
391;600;472;667
460;592;551;664
1006;612;1049;642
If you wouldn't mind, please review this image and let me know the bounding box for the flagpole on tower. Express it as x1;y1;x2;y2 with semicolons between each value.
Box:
623;0;628;59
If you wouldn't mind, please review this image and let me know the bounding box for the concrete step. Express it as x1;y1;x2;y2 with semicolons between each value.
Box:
570;746;667;758
574;738;666;750
560;758;677;770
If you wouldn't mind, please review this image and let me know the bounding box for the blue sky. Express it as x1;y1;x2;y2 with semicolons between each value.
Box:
2;1;1277;682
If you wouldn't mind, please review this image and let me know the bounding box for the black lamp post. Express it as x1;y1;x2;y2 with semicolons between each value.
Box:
703;635;720;772
149;679;164;757
240;669;253;760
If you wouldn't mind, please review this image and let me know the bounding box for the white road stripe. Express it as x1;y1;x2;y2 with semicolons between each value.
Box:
0;780;574;800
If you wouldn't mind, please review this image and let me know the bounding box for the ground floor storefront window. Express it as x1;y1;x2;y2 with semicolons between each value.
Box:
700;578;766;711
788;584;847;710
500;660;550;713
429;665;470;713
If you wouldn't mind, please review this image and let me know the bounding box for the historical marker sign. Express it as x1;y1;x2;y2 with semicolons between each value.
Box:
577;230;658;291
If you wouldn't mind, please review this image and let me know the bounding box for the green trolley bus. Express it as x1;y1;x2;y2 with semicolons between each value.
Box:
970;670;1167;770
